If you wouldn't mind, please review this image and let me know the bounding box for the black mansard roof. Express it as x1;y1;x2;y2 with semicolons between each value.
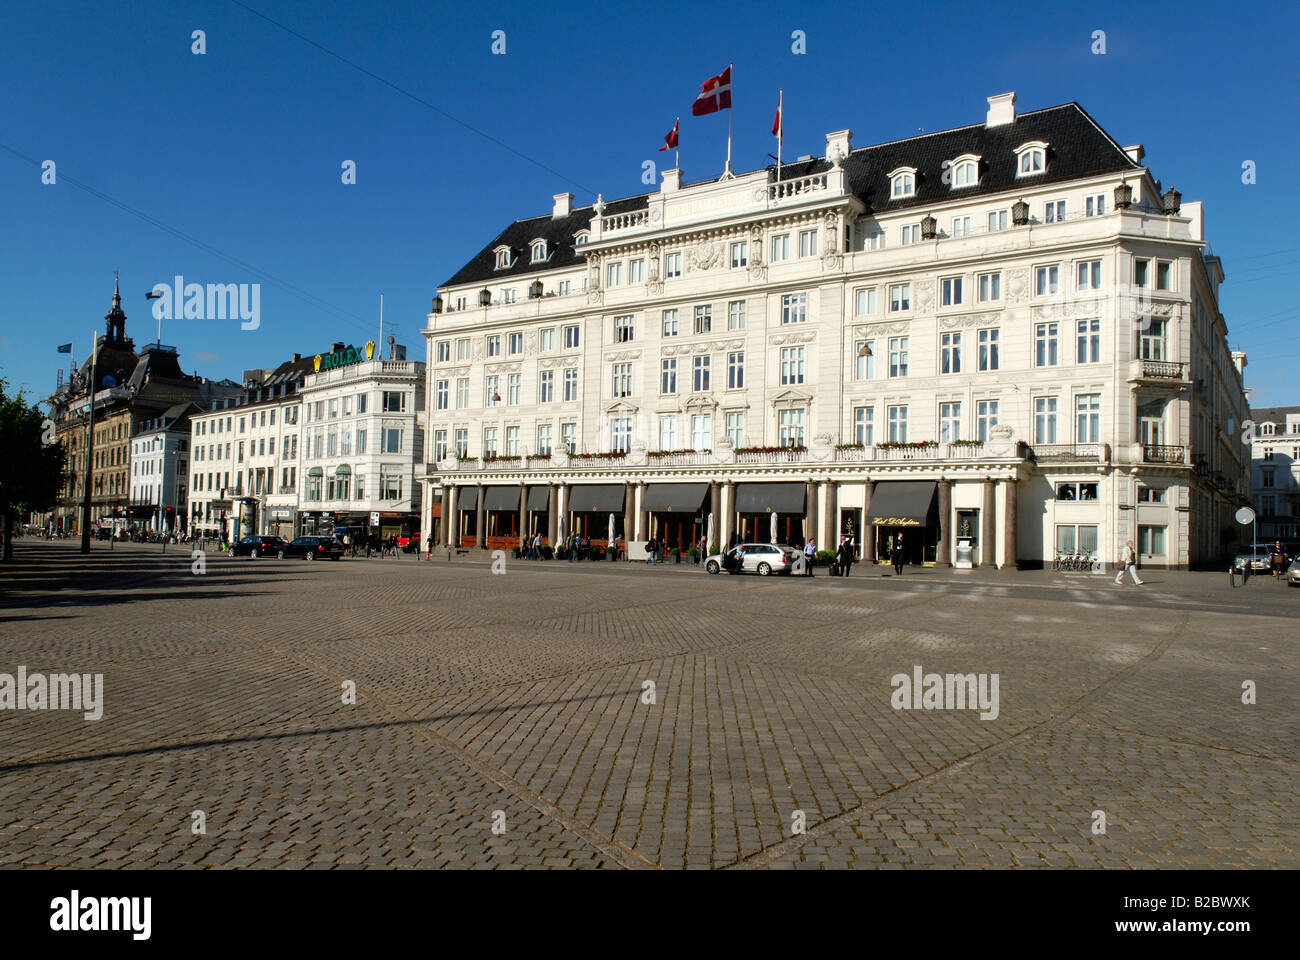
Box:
442;101;1141;289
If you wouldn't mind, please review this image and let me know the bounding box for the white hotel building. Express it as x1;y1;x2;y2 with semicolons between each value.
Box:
419;92;1250;569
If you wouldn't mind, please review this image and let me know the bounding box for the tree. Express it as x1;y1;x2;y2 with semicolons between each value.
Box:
0;381;69;561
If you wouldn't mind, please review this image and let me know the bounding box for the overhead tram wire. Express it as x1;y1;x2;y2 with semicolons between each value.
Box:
0;141;375;339
226;0;594;198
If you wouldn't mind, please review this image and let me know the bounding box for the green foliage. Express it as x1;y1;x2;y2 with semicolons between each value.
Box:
0;382;68;559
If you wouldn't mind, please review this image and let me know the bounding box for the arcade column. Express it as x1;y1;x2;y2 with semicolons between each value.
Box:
937;478;953;566
981;478;995;567
1002;475;1019;570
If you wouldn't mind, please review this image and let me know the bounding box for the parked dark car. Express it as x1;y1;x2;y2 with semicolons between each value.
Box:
230;535;288;558
279;536;344;561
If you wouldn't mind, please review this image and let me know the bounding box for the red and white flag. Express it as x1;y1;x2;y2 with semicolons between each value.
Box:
772;90;782;137
691;66;732;116
658;117;679;152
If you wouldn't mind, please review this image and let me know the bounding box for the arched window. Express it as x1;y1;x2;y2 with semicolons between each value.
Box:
889;167;916;199
1015;142;1048;177
950;155;980;188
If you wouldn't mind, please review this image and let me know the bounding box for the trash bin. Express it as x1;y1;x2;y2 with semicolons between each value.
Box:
954;537;974;569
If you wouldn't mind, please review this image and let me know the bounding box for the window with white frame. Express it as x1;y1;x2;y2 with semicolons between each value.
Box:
1076;318;1100;363
853;406;874;445
507;332;523;355
940;402;962;442
483;427;498;456
890;169;916;198
726;411;744;447
1076;260;1101;291
864;228;886;250
1137;486;1166;503
607;262;622;287
456;338;471;360
728;300;746;329
505;426;520;457
1035;322;1060;366
941;276;964;307
1075;393;1101;442
561;422;576;453
539;370;554;403
629;259;644;283
854;340;875;380
901;223;921;245
727;351;744;389
661;358;677;394
662;309;679;337
951;215;972;237
436;379;449;411
485;376;500;406
771;234;790;261
433;430;448;462
531;240;547;262
454;428;468;458
486;335;501;358
563;368;579;401
889;283;911;312
456;378;469;408
614;314;634;342
436;341;451;363
557;280;571;296
988;209;1009;232
501;288;516;303
691;414;711;450
1085;194;1106;217
664;252;682;277
779;346;804;385
779;408;805;447
494;247;511;269
887;405;908;442
978;272;1001;302
854;287;878;315
798;229;818;257
940;331;962;374
888;337;909;377
536;424;552;456
1034;396;1059;443
977;400;999;441
612;417;633;453
507;374;521;405
1044;200;1066;223
563;324;580;349
658;415;677;450
1135;258;1150;287
540;328;555;352
694;304;712;334
730;241;748;267
1137;525;1166;558
1139;318;1166;360
1016;143;1046;176
1156;261;1173;291
1035;265;1060;295
692;355;711;391
951;157;979;188
781;292;807;324
611;363;633;398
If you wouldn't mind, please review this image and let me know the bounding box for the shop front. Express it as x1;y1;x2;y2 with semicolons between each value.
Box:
525;485;549;539
483;485;521;549
643;482;709;553
867;480;938;566
734;482;807;546
267;507;295;541
568;483;626;548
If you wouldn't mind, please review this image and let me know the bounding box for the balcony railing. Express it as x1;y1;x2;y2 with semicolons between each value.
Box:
1143;444;1186;464
601;210;648;233
1032;443;1103;463
769;174;828;201
1141;360;1185;379
736;448;807;465
645;451;713;467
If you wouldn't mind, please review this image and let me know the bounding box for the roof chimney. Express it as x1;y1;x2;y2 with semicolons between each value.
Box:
552;193;573;218
1231;351;1247;376
986;91;1016;127
825;129;852;162
660;168;682;192
1122;144;1145;165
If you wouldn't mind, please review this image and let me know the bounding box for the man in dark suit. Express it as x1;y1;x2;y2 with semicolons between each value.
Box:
891;536;905;576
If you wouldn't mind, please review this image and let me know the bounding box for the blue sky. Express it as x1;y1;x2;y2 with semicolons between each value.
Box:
2;0;1297;406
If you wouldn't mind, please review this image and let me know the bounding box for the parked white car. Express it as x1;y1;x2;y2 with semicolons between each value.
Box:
705;543;800;576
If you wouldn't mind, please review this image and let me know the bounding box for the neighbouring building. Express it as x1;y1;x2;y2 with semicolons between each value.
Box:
296;338;425;542
46;281;240;535
420;91;1249;568
128;402;199;534
1247;406;1300;547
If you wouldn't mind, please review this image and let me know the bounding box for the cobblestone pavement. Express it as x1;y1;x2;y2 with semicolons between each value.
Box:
0;541;1294;869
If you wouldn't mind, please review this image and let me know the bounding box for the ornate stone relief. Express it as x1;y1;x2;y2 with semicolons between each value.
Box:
853;321;909;336
606;350;642;362
686;239;723;272
769;332;817;346
1005;267;1029;304
939;313;1002;329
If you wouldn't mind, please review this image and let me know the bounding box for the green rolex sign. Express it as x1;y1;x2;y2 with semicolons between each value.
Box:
314;340;375;373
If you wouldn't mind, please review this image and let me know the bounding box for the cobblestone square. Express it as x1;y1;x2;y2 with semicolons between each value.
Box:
0;541;1294;869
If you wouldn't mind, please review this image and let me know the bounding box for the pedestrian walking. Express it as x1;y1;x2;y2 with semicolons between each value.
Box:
891;536;905;576
1114;540;1143;585
838;537;855;578
1270;541;1287;580
803;538;816;577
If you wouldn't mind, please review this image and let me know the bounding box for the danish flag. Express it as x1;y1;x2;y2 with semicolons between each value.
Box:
691;66;732;116
658;117;679;151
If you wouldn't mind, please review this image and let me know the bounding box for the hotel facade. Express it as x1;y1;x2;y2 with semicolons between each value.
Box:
418;93;1250;569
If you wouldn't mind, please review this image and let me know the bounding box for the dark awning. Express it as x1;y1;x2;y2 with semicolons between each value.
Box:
866;481;936;526
334;464;351;475
642;482;708;513
457;486;478;510
569;484;625;512
307;467;324;477
526;485;550;511
484;485;520;511
736;482;806;513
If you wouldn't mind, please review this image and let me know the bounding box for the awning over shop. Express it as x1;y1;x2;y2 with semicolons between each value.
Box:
526;485;550;511
307;467;324;477
334;464;351;475
866;481;936;526
569;484;625;512
484;485;520;511
457;487;478;510
642;482;709;513
736;482;806;513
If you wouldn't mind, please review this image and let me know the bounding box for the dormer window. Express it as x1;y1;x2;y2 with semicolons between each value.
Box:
1015;142;1048;177
493;245;513;269
530;239;549;263
950;155;980;189
889;167;917;199
574;230;589;247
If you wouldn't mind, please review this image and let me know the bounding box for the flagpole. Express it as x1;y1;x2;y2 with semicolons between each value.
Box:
777;88;783;181
725;61;733;175
675;115;679;170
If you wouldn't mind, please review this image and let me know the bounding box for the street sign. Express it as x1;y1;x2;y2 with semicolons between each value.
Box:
370;512;380;527
1235;506;1255;525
